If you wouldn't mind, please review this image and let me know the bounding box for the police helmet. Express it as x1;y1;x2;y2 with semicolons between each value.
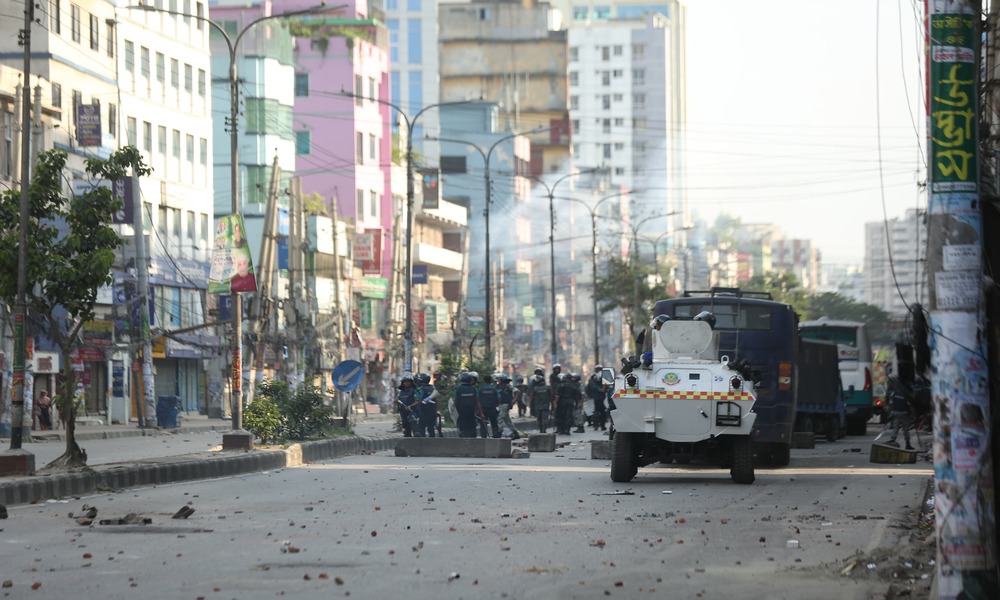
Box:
693;310;717;329
469;372;479;384
459;371;474;385
531;374;545;385
570;373;581;382
594;365;603;373
498;374;511;383
400;374;414;385
649;314;670;330
534;367;544;376
557;373;567;383
416;372;431;385
515;375;524;385
483;374;494;384
552;364;562;373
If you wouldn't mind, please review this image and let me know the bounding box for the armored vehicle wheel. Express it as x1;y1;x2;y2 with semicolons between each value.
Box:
610;431;638;482
730;436;755;484
825;415;840;443
768;442;791;467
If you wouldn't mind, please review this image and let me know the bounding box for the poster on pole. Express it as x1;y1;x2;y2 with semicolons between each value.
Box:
208;215;258;294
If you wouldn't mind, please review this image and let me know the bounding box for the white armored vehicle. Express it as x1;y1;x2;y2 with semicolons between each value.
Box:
607;315;759;484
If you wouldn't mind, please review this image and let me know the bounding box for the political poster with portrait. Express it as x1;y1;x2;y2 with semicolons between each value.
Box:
208;214;258;294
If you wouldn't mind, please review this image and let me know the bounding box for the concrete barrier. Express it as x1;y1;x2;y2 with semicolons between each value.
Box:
591;440;611;459
527;433;556;452
394;437;511;458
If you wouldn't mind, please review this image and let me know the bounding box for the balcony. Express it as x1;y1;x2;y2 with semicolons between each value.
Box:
414;243;464;275
416;197;467;229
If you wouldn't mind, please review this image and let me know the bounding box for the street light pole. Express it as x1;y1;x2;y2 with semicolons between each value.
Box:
431;131;538;356
134;3;339;449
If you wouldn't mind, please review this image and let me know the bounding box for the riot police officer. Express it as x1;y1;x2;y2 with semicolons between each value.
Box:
478;374;501;438
555;373;578;434
529;373;553;433
549;363;562;389
416;372;439;437
397;374;421;437
569;373;586;433
514;375;527;417
453;372;483;438
497;374;518;439
586;367;608;431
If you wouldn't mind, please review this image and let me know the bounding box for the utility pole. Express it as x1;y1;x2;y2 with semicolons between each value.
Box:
1;0;36;474
926;2;998;598
133;177;155;427
247;156;281;402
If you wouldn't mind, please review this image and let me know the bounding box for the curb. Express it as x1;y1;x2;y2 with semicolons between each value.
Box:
19;423;233;443
0;432;404;507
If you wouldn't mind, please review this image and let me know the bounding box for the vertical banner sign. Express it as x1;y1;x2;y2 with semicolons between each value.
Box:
420;168;441;209
927;3;996;597
208;215;258;293
76;103;102;147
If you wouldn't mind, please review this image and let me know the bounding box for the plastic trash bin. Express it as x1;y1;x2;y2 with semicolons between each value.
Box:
157;395;182;428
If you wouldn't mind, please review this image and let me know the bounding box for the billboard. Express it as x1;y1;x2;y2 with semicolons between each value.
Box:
76;103;102;147
208;215;258;294
420;168;440;209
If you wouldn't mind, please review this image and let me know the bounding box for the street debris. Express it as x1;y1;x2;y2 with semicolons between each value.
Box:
99;513;151;526
448;572;460;582
592;490;634;496
172;505;195;519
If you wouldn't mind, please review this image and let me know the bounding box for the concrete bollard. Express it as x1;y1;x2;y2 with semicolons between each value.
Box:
590;439;611;459
527;433;556;452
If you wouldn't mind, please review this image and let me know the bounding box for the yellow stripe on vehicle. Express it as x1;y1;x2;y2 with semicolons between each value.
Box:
612;391;755;401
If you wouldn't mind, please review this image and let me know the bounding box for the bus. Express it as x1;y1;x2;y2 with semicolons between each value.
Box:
799;319;873;435
652;288;799;466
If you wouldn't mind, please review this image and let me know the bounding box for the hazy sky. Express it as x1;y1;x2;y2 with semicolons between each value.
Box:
682;0;926;265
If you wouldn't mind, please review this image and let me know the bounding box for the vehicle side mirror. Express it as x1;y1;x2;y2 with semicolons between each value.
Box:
601;368;616;386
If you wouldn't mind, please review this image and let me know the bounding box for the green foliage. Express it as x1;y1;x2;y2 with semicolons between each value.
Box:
0;147;148;466
466;351;497;382
278;383;336;440
244;395;283;444
806;292;896;343
593;256;672;344
746;272;812;316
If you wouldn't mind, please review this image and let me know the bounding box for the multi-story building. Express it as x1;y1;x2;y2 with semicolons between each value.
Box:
864;208;928;318
438;0;570;176
773;238;821;292
385;0;441;162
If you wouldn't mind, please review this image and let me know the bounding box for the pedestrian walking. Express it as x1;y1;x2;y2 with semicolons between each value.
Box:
886;375;915;450
37;390;53;431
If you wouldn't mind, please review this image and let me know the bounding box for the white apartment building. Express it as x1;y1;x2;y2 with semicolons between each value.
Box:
864;208;928;317
385;0;441;162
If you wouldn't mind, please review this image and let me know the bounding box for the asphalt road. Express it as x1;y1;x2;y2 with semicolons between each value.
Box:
1;428;934;600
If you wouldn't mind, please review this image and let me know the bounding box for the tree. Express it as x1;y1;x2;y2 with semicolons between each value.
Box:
806;292;896;344
593;256;671;349
0;148;149;468
745;271;812;315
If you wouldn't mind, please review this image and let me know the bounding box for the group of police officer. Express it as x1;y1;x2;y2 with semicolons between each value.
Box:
397;364;612;439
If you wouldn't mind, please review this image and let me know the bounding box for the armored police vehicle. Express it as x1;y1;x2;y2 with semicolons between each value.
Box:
607;315;760;484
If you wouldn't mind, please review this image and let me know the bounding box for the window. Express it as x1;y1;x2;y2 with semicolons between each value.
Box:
196;3;204;29
50;0;60;34
198;69;206;96
184;64;193;92
613;142;624;150
369;77;376;101
356;189;364;217
613;93;623;101
602;119;611;134
633;141;646;155
124;41;134;72
294;73;309;97
440;156;467;174
70;4;81;43
613;69;623;78
183;0;191;24
614;167;625;176
633;117;647;129
613;45;623;56
105;20;115;57
370;191;378;217
201;214;208;244
158;205;168;236
108;104;116;136
51;83;62;111
156;53;165;83
199;138;207;165
369;133;376;160
295;130;310;155
632;44;646;59
126;117;137;145
140;47;150;78
569;46;578;62
408;75;423;107
633;69;645;84
633;93;646;107
386;0;396;9
186;134;194;162
407;19;422;63
89;13;99;50
171;208;181;236
601;71;610;86
407;0;420;10
387;20;398;63
569;71;578;86
356;132;364;163
354;75;363;105
172;129;181;158
143;121;152;152
158;125;167;153
614;118;624;126
171;59;179;89
570;95;579;110
571;119;579;134
187;211;196;241
603;143;611;159
601;95;611;110
601;46;609;61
